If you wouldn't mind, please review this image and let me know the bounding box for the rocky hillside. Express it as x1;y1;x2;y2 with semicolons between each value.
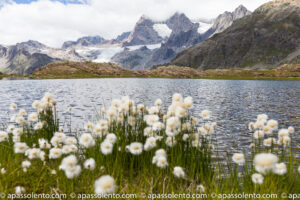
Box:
34;61;135;78
32;61;300;80
0;44;57;74
171;0;300;69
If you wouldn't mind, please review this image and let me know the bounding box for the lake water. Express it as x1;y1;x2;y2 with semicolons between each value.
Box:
0;78;299;153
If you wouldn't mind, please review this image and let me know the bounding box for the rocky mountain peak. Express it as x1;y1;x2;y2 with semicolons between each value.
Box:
166;12;197;33
16;40;47;49
209;5;252;35
123;16;162;46
233;5;252;20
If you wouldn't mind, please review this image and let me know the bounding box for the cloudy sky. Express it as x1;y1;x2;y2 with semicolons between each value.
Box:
0;0;271;47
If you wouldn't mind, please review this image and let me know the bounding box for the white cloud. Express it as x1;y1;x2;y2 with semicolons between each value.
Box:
0;0;272;48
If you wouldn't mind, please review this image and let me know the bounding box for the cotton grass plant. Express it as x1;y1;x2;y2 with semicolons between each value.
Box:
0;92;299;199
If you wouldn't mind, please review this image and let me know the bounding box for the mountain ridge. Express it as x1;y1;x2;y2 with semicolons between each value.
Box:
170;0;300;70
0;5;255;74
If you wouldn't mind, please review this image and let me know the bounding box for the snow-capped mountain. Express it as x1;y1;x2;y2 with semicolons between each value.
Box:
0;5;252;74
112;5;251;70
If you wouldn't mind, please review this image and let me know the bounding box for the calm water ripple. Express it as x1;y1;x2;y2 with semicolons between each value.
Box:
0;78;299;153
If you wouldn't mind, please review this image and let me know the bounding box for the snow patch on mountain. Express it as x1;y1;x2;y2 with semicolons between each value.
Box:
127;43;161;51
153;24;172;38
76;46;124;63
197;22;212;34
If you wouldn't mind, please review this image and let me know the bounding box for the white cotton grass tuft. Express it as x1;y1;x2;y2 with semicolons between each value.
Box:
100;141;113;155
0;131;9;142
129;142;143;155
253;130;264;139
263;138;276;147
254;153;278;174
14;142;28;154
273;163;287;175
54;132;66;141
182;134;190;141
28;112;38;122
172;93;183;103
155;149;167;157
144;137;157;151
84;158;96;170
105;133;117;144
1;168;6;174
152;122;164;131
156;156;168;168
144;115;159;126
257;114;268;122
10;103;17;110
59;155;81;179
15;186;26;194
49;148;63;159
84;122;94;132
175;106;187;118
200;110;211;119
278;129;289;138
248;122;255;131
59;155;77;170
79;133;95;148
232;153;245;165
13;128;23;136
65;165;81;179
22;160;31;172
266;119;278;130
64;137;77;145
38;139;51;149
173;166;185;178
288;126;295;134
155;99;162;107
94;175;116;195
165;136;177;147
251;173;264;184
34;122;43;130
183;96;193;108
25;148;41;160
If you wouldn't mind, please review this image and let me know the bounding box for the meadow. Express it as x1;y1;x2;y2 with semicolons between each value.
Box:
0;92;299;199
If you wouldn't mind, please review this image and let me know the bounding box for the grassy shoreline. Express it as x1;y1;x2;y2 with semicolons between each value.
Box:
1;62;300;81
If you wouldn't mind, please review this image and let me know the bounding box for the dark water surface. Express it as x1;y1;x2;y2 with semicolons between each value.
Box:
0;78;299;152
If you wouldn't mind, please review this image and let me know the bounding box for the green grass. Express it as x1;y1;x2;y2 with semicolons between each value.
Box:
0;93;299;199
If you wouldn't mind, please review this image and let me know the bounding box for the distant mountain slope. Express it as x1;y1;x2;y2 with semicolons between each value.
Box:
171;0;300;69
114;6;251;69
62;36;106;49
2;46;57;74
